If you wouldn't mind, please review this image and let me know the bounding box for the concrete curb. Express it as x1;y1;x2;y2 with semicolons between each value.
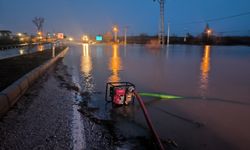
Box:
0;47;69;118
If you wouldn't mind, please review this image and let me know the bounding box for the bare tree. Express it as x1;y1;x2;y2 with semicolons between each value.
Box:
32;17;45;33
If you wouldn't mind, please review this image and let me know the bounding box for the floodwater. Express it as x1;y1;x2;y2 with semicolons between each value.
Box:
0;43;53;60
63;44;250;150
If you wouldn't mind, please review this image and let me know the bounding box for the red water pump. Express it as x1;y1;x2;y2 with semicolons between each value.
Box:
105;82;135;105
105;81;165;150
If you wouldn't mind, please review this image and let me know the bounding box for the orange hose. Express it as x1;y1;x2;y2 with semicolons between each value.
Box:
134;92;165;150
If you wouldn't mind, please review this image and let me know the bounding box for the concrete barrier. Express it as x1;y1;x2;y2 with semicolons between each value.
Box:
25;67;41;86
0;47;69;118
0;94;10;118
1;84;22;107
15;76;29;95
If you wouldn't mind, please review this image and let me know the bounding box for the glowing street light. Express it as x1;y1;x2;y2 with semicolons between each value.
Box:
113;26;118;32
37;31;42;36
207;29;212;35
82;35;89;43
68;37;74;41
17;33;22;36
112;25;119;43
37;32;43;42
19;37;24;41
206;29;212;38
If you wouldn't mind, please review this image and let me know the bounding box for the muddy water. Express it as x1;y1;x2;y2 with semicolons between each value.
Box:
63;44;250;150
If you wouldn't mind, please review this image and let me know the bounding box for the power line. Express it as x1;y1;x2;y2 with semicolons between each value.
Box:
206;11;250;22
216;29;250;34
175;11;250;26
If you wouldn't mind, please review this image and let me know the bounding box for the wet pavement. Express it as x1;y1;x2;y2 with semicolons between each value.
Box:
0;58;155;150
0;61;73;150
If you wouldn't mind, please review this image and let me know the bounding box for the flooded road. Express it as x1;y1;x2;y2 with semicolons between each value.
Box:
0;43;52;60
63;44;250;150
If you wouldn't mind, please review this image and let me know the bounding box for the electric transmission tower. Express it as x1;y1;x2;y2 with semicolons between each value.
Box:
154;0;165;45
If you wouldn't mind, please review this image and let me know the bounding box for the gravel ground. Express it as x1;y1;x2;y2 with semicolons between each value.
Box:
0;61;73;150
0;59;120;150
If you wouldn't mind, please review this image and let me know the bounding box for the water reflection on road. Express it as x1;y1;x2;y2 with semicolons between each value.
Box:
19;48;25;55
200;45;211;97
81;44;94;93
108;44;122;82
37;44;45;51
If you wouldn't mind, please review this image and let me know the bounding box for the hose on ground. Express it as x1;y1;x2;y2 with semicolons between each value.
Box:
134;91;165;150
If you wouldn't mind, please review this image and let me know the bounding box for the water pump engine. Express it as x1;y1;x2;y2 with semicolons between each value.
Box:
105;82;135;105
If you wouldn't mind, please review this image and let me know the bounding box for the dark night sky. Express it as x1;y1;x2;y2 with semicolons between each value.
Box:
0;0;250;38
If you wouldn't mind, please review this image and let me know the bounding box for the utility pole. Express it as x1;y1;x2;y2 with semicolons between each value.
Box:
154;0;165;46
167;23;170;46
184;28;187;42
124;26;129;45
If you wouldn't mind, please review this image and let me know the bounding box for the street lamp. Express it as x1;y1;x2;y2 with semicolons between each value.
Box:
207;29;212;38
37;31;42;36
68;37;74;41
17;33;22;36
37;31;43;43
113;25;119;43
207;29;211;34
82;35;89;43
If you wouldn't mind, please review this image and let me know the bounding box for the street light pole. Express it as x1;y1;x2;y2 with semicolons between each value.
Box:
113;25;119;43
124;27;128;45
167;23;170;46
160;0;165;45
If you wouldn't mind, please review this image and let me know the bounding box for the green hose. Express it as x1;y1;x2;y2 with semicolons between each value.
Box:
139;92;183;99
